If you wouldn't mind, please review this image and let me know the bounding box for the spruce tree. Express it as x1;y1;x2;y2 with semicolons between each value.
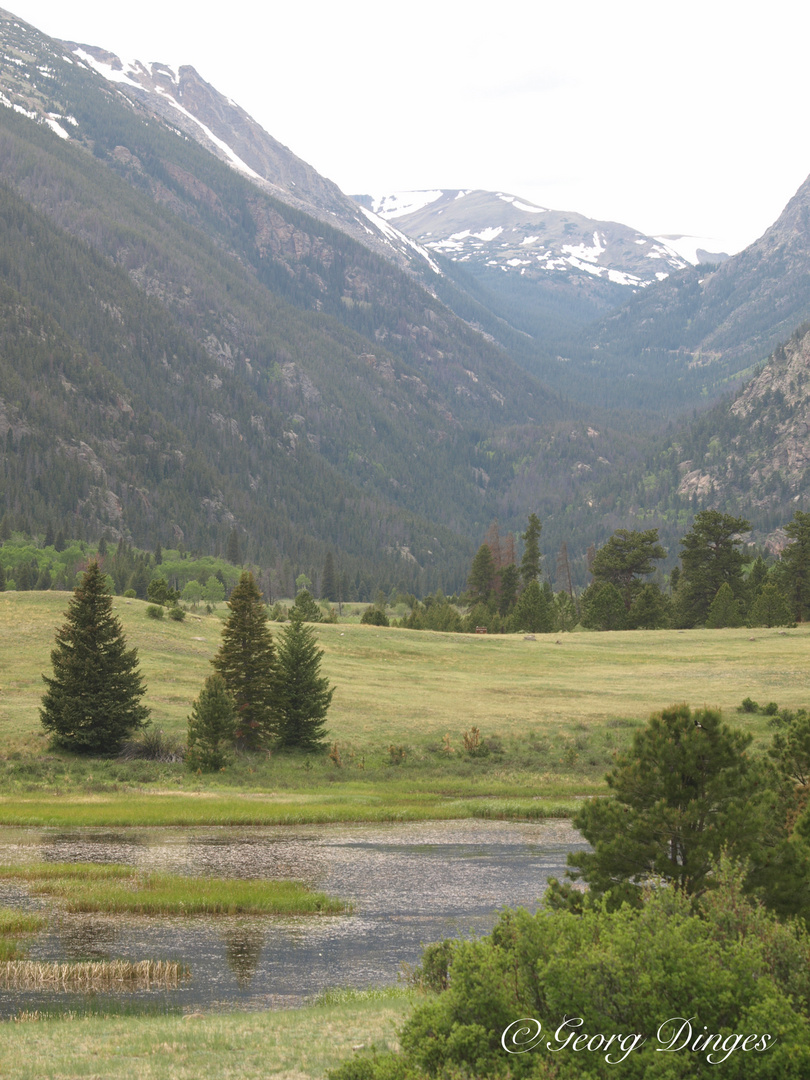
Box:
467;543;496;601
40;562;149;754
211;570;278;749
320;552;337;601
520;513;543;587
186;674;237;771
275;613;334;751
779;510;810;621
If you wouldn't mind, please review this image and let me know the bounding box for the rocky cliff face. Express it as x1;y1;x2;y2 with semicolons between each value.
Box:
675;325;810;526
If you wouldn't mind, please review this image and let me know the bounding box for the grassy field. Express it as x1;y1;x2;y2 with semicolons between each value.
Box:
0;986;414;1079
0;590;807;823
0;592;807;1074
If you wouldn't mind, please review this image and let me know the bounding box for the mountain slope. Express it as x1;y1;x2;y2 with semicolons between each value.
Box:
0;7;594;592
571;170;810;411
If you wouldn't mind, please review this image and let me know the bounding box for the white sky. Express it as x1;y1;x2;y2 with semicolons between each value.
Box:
6;0;810;253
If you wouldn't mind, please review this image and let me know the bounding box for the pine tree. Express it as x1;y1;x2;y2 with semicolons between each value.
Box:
186;675;237;771
520;513;543;587
275;613;334;751
320;552;337;601
509;580;554;633
678;510;750;626
590;528;666;610
706;582;743;628
749;583;793;628
211;571;278;749
467;543;496;601
226;528;241;566
779;510;810;621
40;562;149;754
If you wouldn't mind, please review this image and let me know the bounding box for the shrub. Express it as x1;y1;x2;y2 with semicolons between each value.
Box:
145;604;164;619
167;606;185;621
119;729;184;763
360;607;389;626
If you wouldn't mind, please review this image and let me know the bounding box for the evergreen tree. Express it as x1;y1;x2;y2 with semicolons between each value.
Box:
186;674;237;771
678;510;750;626
154;541;163;565
706;582;743;628
509;580;554;633
320;552;337;601
749;583;793;628
40;562;149;754
580;580;626;630
565;703;777;905
211;571;278;750
226;528;241;566
291;589;322;622
553;590;578;632
778;510;810;621
519;513;542;587
467;543;497;602
275;613;334;751
626;582;670;629
555;541;573;597
127;562;150;600
497;563;519;617
590;528;666;610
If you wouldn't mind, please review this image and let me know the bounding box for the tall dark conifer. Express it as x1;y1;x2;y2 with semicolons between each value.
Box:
40;562;149;754
520;513;543;587
275;613;334;751
211;571;278;749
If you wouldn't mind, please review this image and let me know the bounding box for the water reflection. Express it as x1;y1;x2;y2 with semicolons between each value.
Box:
222;923;266;987
0;820;587;1015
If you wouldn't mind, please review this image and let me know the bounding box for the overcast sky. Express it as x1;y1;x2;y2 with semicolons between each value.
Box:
7;0;809;253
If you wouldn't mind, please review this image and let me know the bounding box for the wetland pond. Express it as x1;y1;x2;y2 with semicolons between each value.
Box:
0;819;587;1015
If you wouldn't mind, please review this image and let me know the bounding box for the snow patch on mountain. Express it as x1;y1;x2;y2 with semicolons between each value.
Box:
370;191;445;220
358;207;442;275
654;234;731;265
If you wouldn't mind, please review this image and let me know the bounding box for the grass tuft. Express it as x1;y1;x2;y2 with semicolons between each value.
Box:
0;862;349;916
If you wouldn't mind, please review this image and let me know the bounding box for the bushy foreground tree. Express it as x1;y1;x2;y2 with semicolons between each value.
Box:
330;861;810;1080
560;703;777;907
211;571;278;749
40;562;149;754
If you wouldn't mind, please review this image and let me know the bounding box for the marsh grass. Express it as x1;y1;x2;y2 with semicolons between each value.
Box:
0;862;349;915
0;906;46;960
0;959;188;991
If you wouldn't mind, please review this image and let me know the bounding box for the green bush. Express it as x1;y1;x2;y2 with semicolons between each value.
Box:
330;861;810;1080
361;606;389;626
145;604;164;619
167;606;186;621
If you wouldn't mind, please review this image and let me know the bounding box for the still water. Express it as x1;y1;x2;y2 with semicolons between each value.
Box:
0;819;587;1014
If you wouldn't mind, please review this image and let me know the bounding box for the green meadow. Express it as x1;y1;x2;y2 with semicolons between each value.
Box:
0;592;808;1076
0;590;807;823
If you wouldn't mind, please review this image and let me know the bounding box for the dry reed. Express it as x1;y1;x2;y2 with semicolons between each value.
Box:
0;959;189;991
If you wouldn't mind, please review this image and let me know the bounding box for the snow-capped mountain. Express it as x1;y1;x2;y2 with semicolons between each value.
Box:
358;189;703;290
0;12;439;281
59;45;443;278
